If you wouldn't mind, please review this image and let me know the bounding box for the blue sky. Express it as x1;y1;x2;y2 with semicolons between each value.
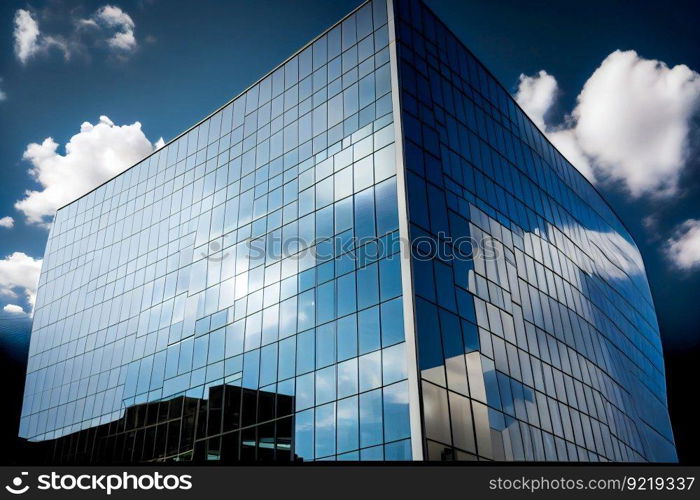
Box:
0;0;699;354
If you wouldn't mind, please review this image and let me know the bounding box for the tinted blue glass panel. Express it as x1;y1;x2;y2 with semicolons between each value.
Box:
394;0;675;462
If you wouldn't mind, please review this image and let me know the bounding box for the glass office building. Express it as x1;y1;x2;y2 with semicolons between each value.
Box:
20;0;676;463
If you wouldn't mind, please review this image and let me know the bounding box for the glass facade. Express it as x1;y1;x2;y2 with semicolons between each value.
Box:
20;0;676;463
393;0;675;462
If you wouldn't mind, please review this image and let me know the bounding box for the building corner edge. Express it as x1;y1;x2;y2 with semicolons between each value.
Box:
386;0;424;461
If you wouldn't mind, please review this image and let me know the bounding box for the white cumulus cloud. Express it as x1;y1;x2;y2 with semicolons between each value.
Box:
515;69;595;181
515;70;558;131
0;252;42;312
3;304;26;315
665;219;700;271
15;115;163;226
13;9;70;64
0;217;14;229
515;50;700;198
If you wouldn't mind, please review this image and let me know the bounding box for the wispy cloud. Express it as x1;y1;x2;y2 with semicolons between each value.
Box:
79;5;138;55
13;5;140;65
13;9;69;64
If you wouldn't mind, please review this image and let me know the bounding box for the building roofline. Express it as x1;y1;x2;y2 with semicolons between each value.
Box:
56;0;373;213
